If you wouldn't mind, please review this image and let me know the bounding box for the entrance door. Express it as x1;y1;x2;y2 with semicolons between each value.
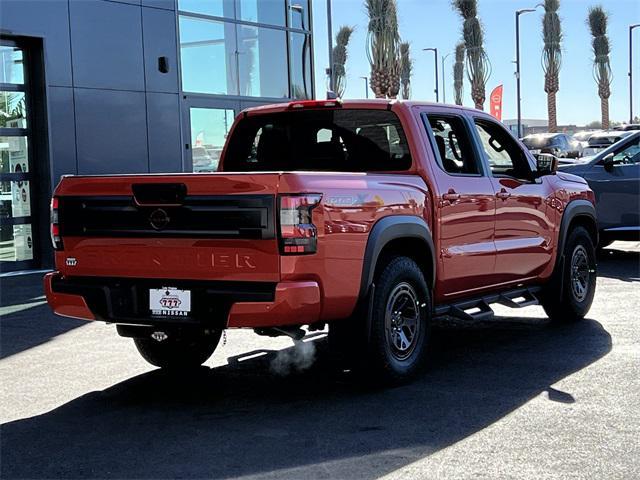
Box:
0;40;37;272
182;98;238;172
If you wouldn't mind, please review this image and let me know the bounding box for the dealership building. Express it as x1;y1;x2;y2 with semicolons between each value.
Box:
0;0;315;273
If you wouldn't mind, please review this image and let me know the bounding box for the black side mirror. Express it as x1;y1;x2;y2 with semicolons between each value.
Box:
534;153;558;176
602;153;615;172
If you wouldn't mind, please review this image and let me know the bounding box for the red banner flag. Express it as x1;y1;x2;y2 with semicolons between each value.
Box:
489;85;503;121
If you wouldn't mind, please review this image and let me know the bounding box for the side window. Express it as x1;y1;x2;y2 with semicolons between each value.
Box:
425;114;480;175
474;119;532;179
316;128;332;143
612;137;640;164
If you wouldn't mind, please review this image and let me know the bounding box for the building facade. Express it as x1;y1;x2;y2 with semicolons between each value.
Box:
0;0;314;273
503;119;580;137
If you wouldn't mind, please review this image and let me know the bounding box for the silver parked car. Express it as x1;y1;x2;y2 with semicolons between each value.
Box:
581;130;633;157
560;132;640;246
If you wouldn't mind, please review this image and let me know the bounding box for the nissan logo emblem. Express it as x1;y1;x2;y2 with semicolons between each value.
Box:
149;208;170;230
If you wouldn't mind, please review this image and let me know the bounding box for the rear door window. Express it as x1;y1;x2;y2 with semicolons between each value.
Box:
223;109;412;172
423;114;481;175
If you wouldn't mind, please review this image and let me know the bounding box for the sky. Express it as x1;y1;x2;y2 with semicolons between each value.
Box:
311;0;640;126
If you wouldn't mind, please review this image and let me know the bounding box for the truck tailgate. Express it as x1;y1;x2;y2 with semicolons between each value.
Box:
54;173;281;282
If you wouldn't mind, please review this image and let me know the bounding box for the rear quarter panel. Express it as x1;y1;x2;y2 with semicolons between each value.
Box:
278;173;431;320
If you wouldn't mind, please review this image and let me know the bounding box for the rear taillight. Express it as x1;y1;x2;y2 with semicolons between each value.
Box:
279;194;321;255
50;197;63;250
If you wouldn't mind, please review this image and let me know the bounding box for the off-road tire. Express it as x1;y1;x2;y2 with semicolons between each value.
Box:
134;330;221;369
542;226;597;322
344;256;431;384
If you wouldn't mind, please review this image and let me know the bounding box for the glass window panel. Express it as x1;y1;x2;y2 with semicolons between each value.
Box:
178;0;234;18
0;180;31;218
0;225;16;261
180;16;238;95
0;136;29;174
0;91;27;128
0;182;11;220
190;108;235;172
288;0;310;30
0;180;30;219
289;32;312;99
238;0;285;26
238;25;288;98
0;224;34;262
14;224;34;261
0;46;24;84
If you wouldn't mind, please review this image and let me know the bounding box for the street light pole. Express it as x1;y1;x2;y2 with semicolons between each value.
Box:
515;7;538;138
441;52;452;104
326;0;334;93
423;48;439;102
360;76;369;98
629;24;640;124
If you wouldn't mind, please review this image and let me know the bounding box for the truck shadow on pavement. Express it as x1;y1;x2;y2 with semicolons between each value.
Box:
1;317;611;479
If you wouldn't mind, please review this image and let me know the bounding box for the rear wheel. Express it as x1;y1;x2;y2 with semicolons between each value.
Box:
330;256;431;384
542;226;597;322
134;330;221;369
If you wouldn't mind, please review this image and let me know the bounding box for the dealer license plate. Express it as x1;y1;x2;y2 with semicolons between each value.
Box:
149;287;191;317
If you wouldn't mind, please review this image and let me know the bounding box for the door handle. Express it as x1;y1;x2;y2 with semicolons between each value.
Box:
442;189;460;202
496;189;511;200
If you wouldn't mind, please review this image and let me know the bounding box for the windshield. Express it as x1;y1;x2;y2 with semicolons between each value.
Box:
522;136;555;149
223;109;412;172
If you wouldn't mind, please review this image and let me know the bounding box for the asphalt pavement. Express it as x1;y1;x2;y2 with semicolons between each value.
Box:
1;243;638;479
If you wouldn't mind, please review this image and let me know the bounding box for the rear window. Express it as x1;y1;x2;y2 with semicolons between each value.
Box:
223;109;412;172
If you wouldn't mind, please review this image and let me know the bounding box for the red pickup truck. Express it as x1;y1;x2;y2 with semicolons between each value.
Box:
45;99;597;382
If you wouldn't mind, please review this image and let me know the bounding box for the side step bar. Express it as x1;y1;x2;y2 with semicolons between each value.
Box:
434;286;542;322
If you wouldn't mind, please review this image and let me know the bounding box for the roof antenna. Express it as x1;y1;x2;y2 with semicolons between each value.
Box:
326;90;339;100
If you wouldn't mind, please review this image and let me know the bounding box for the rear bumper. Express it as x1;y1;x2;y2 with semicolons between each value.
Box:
44;272;320;328
44;273;95;321
226;281;320;327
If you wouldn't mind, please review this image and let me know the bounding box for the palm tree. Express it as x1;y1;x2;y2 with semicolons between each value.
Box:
542;0;562;132
400;42;412;99
588;6;612;130
453;42;465;106
333;26;354;98
365;0;402;99
452;0;491;110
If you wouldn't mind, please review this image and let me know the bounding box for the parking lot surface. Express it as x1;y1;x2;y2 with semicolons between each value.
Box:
1;243;639;479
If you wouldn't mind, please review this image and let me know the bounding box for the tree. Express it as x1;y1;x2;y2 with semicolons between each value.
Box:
452;0;491;110
453;42;465;106
400;42;413;99
365;0;402;99
542;0;562;133
333;26;354;98
587;6;612;129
